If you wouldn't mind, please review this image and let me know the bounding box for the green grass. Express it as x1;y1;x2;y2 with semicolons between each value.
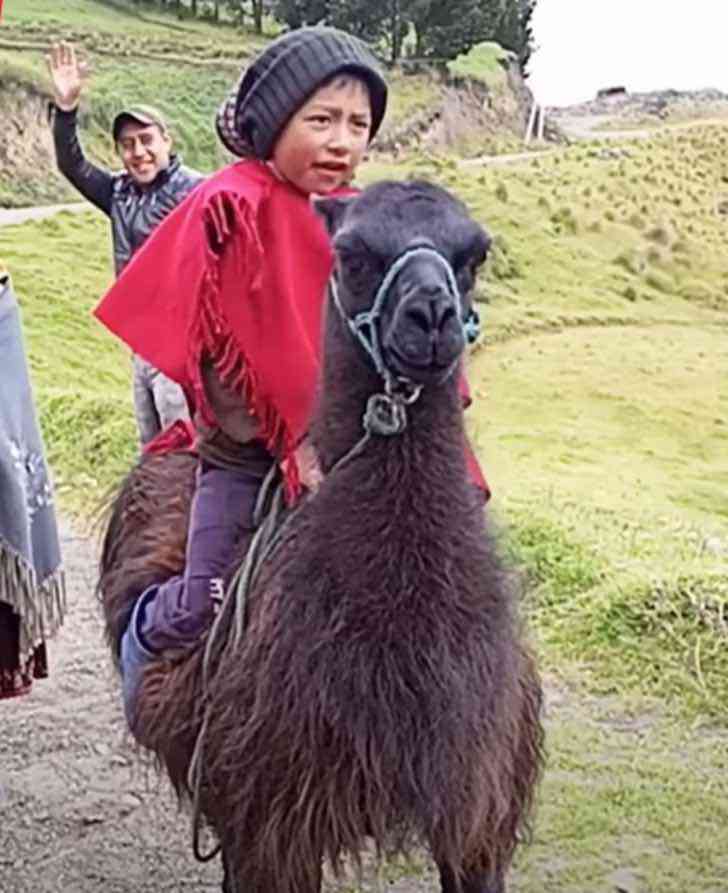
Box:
2;210;137;507
512;702;728;892
365;124;728;720
379;70;442;131
2;0;261;49
327;690;728;891
6;119;725;719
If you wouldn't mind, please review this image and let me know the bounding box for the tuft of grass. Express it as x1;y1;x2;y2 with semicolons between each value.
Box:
645;269;675;294
645;223;673;245
495;182;509;203
550;206;579;234
485;233;521;282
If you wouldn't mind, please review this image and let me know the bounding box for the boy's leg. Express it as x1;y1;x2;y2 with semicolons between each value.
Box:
137;461;264;653
119;587;158;729
132;355;161;446
151;365;191;431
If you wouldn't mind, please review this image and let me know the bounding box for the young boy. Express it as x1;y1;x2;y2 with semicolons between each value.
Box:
48;42;203;445
94;26;388;701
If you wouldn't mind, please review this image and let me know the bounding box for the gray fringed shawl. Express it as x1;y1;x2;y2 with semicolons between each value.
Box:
0;278;65;664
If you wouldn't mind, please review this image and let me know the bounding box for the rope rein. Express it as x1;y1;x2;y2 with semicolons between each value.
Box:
186;244;475;863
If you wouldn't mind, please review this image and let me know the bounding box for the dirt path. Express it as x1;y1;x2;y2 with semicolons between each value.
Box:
0;519;224;893
0;520;445;892
0;203;89;228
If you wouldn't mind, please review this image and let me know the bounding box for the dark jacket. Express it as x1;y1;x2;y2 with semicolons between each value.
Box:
52;106;204;275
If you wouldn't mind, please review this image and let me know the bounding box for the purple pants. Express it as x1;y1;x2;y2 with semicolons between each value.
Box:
120;460;267;722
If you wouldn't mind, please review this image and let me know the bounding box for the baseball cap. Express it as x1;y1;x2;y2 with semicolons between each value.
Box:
112;105;169;141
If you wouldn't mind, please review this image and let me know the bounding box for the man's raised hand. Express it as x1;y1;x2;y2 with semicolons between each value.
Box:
47;42;89;112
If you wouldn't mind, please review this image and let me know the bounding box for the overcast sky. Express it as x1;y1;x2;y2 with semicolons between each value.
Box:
528;0;728;107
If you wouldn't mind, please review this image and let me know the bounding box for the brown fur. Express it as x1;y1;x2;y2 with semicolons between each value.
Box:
97;451;196;665
97;181;545;893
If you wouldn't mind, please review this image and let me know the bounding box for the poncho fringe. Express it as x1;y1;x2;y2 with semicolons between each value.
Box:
0;538;66;659
188;191;300;498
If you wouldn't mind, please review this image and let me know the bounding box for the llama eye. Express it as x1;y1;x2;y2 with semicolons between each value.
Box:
337;251;369;279
336;239;382;279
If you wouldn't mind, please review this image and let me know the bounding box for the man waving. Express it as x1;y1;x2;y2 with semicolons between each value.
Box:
48;41;203;446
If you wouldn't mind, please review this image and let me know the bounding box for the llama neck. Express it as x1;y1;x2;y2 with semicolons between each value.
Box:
311;313;467;483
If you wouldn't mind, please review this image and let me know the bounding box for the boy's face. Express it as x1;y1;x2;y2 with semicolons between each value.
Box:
116;121;172;188
272;77;372;195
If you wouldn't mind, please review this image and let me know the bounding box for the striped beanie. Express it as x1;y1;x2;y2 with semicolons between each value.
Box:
216;27;388;159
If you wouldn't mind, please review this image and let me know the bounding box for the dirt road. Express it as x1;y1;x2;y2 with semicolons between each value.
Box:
0;519;224;893
0;520;443;893
0;203;89;228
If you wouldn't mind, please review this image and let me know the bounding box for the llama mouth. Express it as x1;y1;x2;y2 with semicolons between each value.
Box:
385;344;457;383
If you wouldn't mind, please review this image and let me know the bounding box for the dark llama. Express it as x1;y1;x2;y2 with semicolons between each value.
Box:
98;180;544;893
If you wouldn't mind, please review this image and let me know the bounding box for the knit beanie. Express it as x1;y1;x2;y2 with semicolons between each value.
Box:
216;27;388;159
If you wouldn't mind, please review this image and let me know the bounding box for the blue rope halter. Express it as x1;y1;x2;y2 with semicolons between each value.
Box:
328;245;480;438
329;245;480;384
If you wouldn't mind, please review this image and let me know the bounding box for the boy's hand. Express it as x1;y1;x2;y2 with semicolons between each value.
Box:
294;440;323;493
47;42;89;111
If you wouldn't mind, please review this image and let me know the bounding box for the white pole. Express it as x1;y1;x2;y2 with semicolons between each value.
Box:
525;102;538;143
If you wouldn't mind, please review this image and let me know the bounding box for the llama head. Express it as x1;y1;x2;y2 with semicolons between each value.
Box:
315;180;491;387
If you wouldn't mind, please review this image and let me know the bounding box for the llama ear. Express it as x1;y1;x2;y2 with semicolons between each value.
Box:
311;195;357;237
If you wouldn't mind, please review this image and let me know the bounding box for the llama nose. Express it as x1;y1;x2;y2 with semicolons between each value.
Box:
404;287;457;337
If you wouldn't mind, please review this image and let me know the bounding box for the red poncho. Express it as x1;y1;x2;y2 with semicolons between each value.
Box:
95;160;490;500
96;162;337;490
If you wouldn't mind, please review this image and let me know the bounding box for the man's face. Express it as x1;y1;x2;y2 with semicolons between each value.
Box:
271;76;372;196
116;120;172;187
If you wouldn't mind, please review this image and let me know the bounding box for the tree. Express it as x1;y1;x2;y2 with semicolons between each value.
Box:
272;0;327;28
250;0;265;31
494;0;536;73
407;0;503;61
328;0;389;46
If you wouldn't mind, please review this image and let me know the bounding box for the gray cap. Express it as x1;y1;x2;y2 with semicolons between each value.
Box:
216;27;388;159
112;104;169;142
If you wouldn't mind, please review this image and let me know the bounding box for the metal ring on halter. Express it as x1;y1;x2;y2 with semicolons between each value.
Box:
385;374;422;405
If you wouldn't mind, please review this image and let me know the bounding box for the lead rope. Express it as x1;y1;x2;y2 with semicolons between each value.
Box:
186;376;421;862
187;248;466;863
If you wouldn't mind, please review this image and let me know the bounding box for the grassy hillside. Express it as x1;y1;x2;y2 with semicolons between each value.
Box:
5;120;726;720
0;0;256;204
0;0;441;206
366;126;728;720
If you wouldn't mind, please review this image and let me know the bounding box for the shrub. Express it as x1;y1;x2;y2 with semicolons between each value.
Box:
614;250;645;275
495;182;509;203
485;233;522;281
645;224;672;245
550;206;579;235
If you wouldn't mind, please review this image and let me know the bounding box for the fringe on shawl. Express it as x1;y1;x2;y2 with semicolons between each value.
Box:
186;191;301;502
0;538;66;660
